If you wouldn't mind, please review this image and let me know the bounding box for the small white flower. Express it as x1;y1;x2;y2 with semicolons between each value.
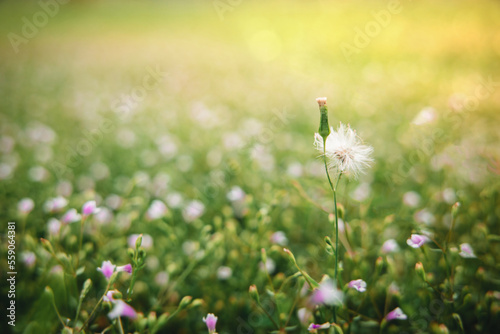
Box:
44;196;68;213
270;231;288;246
403;191;421;207
459;243;476;258
227;186;246;202
18;198;35;214
62;209;81;224
381;239;399;254
310;280;344;306
47;218;61;236
216;266;233;280
348;279;367;292
314;123;373;177
407;234;429;248
146;200;168;220
385;307;407;321
183;200;205;222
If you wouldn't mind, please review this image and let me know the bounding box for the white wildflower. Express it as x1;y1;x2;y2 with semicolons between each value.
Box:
314;123;373;177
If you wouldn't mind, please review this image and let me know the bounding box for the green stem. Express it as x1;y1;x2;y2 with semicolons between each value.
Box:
76;216;87;270
117;317;125;334
323;143;343;324
78;280;112;333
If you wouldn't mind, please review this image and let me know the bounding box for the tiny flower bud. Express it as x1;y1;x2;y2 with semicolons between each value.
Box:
127;248;135;259
178;296;193;310
316;97;331;141
451;202;460;216
415;262;426;282
81;279;92;298
249;285;260;304
40;238;55;254
135;234;143;249
113;291;123;299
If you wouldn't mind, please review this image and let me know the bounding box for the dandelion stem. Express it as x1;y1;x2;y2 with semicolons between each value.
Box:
323;143;343;323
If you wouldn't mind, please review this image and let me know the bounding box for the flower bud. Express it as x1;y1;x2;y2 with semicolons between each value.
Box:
127;248;135;259
316;97;331;141
415;262;426;282
178;296;192;310
40;238;55;254
135;234;143;249
249;285;260;304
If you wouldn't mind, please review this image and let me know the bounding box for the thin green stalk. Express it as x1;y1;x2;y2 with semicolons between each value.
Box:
76;216;87;270
117;317;125;334
323;142;343;323
78;279;113;334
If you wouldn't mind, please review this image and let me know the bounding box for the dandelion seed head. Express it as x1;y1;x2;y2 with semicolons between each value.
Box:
314;123;373;178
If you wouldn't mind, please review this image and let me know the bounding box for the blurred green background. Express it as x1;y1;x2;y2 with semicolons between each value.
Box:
1;0;500;333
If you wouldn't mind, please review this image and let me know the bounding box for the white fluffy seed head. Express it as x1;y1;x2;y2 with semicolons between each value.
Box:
314;123;373;177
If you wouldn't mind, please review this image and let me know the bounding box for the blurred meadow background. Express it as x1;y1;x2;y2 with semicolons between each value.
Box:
1;0;500;333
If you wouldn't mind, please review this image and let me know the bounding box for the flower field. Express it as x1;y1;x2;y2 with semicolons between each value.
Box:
1;0;500;333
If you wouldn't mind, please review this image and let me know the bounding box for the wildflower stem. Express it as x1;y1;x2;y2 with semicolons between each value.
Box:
78;279;112;333
76;215;87;270
117;317;125;334
323;144;343;323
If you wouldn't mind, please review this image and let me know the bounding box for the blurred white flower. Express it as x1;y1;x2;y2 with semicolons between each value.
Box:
217;266;233;280
105;194;122;210
286;162;303;178
270;231;288;246
414;209;435;225
183;200;205;222
182;240;198;256
18;198;34;214
47;218;61;236
385;307;407;321
94;208;113;225
56;180;73;197
350;182;371;202
0;136;15;154
29;166;49;182
44;196;68;213
407;234;429;248
22;251;36;268
0;163;14;180
297;308;312;325
259;258;276;274
381;239;399;254
459;243;476;258
128;234;153;249
227;186;246;202
403;191;421;207
146;200;168;220
166;192;183;208
90;162;110;180
412;107;436;125
310;280;343;306
442;188;456;204
155;271;169;286
62;209;81;224
348;279;367;292
314;123;373;177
